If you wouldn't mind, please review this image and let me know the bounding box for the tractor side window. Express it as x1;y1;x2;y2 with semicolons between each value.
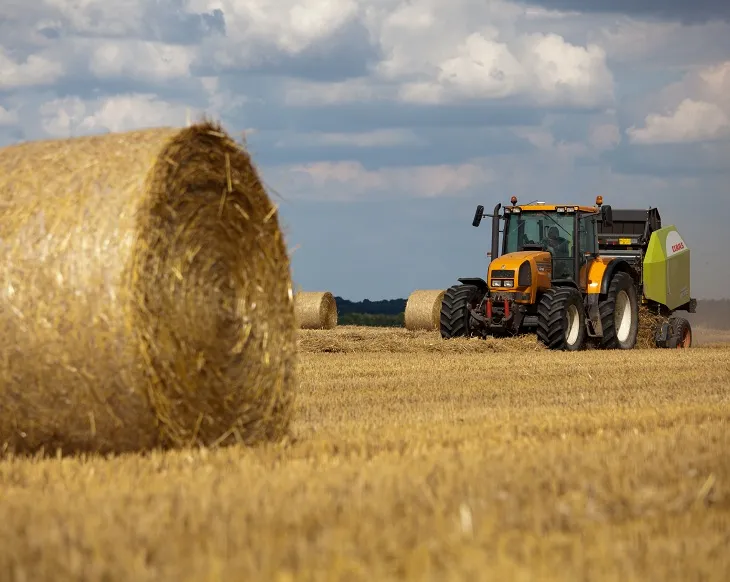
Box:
580;215;597;255
522;220;541;248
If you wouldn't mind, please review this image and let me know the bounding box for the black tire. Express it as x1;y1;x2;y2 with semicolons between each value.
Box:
536;287;586;351
440;284;481;339
668;316;692;349
599;271;639;349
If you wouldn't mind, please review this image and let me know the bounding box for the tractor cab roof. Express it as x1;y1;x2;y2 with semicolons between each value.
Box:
510;204;599;213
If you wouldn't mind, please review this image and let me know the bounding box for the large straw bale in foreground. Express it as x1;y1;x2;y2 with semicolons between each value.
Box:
0;121;297;456
405;289;445;331
294;291;338;329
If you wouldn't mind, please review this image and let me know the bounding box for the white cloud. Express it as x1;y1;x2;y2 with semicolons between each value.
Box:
513;125;591;161
627;61;730;144
589;122;620;150
0;48;64;90
3;0;614;113
38;94;192;137
0;105;19;126
399;31;613;107
592;17;730;67
276;129;423;148
287;1;614;108
82;95;191;132
276;159;495;200
203;80;248;118
523;33;612;107
39;0;149;38
424;31;526;100
38;96;88;136
521;6;582;20
190;0;360;69
593;18;681;63
88;40;193;82
628;99;730;144
284;78;384;106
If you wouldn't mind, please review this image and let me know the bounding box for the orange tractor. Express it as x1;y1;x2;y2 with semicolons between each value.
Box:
440;196;696;350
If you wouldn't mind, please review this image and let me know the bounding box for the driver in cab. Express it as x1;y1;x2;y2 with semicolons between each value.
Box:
543;226;569;257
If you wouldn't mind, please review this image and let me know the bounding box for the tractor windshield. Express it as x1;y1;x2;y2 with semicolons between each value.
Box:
503;211;575;277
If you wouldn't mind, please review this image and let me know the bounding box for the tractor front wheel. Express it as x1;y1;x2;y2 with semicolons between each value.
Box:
440;284;481;339
599;272;639;349
536;287;586;351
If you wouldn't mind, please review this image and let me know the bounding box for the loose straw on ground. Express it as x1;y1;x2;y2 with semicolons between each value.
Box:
0;121;298;456
298;326;543;354
637;304;667;349
404;290;445;331
294;291;338;329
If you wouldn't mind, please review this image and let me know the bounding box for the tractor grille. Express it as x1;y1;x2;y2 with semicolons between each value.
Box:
491;269;515;278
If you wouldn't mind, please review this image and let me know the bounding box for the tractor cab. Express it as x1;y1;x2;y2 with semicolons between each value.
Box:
473;196;613;290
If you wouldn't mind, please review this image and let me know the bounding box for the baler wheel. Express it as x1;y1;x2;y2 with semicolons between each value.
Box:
671;317;693;349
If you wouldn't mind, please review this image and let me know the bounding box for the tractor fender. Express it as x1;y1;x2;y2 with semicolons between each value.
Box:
600;259;635;295
457;277;488;294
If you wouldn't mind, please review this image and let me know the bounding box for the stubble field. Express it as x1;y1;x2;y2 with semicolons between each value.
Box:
2;326;729;581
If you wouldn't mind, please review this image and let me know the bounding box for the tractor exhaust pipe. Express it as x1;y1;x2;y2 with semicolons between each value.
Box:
491;203;501;263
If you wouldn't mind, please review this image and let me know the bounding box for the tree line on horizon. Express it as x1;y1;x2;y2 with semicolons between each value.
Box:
335;297;730;329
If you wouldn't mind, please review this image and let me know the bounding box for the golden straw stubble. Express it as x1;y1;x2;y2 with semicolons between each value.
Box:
0;120;297;456
405;289;445;331
294;291;338;329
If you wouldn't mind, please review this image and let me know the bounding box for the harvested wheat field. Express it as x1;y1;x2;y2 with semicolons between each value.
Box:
2;326;729;581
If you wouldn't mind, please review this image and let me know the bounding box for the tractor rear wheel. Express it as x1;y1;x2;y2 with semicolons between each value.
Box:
599;272;639;349
536;287;586;351
440;284;480;339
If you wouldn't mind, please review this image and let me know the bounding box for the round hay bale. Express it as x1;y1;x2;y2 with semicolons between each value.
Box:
404;289;445;331
0;120;297;456
294;291;337;329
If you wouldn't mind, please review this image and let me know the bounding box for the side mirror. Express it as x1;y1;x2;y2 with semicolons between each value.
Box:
472;204;485;227
601;204;613;228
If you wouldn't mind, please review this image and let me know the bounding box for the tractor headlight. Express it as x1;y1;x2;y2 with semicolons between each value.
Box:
503;280;514;288
492;279;502;287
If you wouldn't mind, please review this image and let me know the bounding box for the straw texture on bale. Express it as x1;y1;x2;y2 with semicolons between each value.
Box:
404;290;445;331
294;291;338;329
0;121;297;456
637;304;668;349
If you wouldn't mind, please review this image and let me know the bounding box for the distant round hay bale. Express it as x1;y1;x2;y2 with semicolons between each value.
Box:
294;291;338;329
0;120;297;456
405;289;445;331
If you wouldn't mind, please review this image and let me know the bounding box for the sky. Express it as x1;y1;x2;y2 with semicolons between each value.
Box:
1;0;729;301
